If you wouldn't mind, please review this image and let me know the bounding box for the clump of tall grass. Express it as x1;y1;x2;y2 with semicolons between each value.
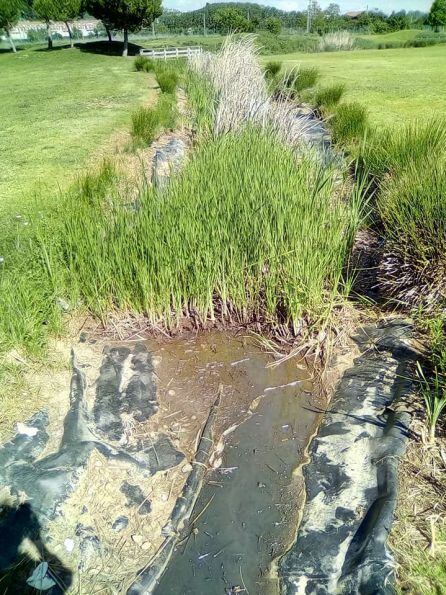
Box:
189;37;312;146
331;102;368;144
131;94;177;146
0;127;363;352
264;60;282;79
282;66;320;95
131;107;159;145
416;362;446;443
359;119;446;179
134;55;155;72
155;68;179;94
313;83;346;109
190;36;269;135
359;120;446;310
185;70;215;137
318;31;355;52
377;157;446;309
414;314;446;444
57;128;361;330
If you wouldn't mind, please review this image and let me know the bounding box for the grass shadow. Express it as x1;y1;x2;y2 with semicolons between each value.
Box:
0;46;30;54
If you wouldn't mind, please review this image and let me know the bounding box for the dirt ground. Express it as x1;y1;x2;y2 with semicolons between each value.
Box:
391;419;446;593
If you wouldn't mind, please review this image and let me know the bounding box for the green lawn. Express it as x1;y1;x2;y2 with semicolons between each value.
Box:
0;46;153;210
266;45;446;126
358;28;423;43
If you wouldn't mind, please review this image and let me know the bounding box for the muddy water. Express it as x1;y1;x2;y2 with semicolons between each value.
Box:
150;332;321;595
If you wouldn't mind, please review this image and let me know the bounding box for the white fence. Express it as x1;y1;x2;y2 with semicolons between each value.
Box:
139;46;203;60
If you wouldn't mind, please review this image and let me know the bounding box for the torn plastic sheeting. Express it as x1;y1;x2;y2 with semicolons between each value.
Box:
280;319;418;595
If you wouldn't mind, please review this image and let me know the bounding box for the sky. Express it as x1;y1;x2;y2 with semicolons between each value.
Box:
163;1;432;14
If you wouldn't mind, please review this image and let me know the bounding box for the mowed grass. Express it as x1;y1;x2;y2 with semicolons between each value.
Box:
358;29;423;43
266;45;446;126
0;46;154;210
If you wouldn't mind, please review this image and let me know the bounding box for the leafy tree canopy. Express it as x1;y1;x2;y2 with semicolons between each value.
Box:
263;16;281;34
86;0;162;33
0;0;22;32
213;7;253;33
33;0;58;23
57;0;82;22
427;0;446;29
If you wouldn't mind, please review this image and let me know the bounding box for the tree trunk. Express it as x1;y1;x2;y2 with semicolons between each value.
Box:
46;22;53;50
65;21;74;48
105;24;112;42
122;28;128;57
7;29;17;53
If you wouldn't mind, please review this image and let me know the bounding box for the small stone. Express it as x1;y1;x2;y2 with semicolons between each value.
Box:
167;389;176;396
181;463;193;474
212;457;222;469
131;534;144;546
16;422;38;437
112;516;129;533
141;541;152;551
191;415;197;421
64;538;74;553
159;493;169;502
56;297;71;313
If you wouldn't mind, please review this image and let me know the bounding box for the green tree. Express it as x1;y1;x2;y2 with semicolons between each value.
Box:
56;0;82;48
263;16;281;34
325;3;340;19
212;7;253;33
427;0;446;31
87;0;162;56
34;0;58;49
0;0;22;52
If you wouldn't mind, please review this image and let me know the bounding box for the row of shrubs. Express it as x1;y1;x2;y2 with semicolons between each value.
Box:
131;58;180;146
357;32;446;51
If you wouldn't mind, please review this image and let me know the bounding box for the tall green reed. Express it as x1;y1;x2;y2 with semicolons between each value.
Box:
54;127;362;333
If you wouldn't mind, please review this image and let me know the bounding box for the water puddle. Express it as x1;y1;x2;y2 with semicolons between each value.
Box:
150;331;320;595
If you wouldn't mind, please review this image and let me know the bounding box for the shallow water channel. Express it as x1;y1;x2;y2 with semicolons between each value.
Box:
151;332;321;595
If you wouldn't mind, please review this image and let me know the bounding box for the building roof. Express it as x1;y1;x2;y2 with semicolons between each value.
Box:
344;11;365;18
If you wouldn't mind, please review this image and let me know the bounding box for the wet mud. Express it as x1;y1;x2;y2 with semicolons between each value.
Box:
148;333;319;595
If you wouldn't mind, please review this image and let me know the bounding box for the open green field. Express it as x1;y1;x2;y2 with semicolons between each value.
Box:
0;46;153;210
266;45;446;126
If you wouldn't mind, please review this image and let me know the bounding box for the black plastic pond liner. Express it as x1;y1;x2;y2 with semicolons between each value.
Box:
0;344;184;591
0;345;183;523
280;319;418;595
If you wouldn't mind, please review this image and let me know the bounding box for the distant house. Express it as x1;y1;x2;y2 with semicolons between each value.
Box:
3;19;101;41
345;11;365;19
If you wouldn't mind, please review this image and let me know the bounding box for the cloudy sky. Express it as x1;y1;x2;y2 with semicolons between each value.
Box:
163;1;432;13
